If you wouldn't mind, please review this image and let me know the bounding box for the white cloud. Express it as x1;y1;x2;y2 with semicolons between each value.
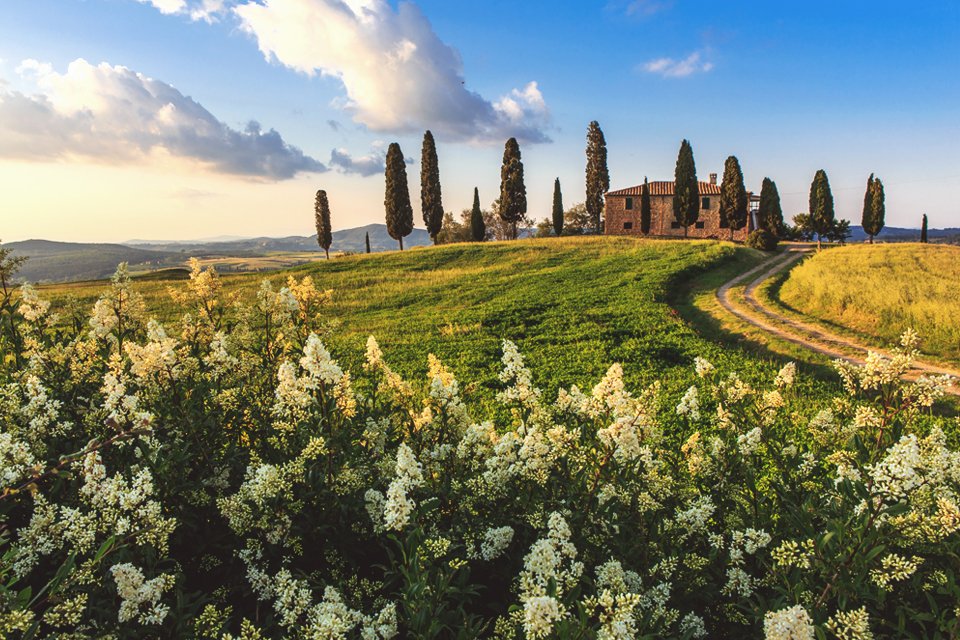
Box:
232;0;551;143
0;58;325;179
136;0;226;22
328;146;385;177
641;51;714;78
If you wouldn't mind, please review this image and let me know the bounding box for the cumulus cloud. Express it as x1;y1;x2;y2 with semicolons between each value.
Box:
641;51;714;78
0;58;325;179
328;147;385;177
232;0;551;143
135;0;227;22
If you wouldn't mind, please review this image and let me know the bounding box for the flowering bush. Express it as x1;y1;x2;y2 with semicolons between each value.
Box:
0;263;958;638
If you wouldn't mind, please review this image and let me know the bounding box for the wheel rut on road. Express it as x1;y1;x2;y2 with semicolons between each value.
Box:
714;246;960;395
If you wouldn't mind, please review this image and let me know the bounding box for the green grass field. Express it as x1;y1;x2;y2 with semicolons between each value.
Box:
778;243;960;361
40;236;829;408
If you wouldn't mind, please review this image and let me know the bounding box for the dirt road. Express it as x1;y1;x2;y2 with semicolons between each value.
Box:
715;245;960;394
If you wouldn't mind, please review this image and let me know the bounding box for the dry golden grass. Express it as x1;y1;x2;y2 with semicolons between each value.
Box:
779;243;960;360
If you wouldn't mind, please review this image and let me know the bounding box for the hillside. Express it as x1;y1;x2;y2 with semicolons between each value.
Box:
39;237;816;399
846;224;960;242
778;243;960;361
6;239;178;283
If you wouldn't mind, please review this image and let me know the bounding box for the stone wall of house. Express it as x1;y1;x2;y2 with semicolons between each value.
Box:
605;194;752;241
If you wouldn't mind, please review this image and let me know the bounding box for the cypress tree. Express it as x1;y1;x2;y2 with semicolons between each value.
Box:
552;178;564;237
672;139;699;237
640;177;652;234
861;174;885;243
470;187;485;242
420;130;443;244
314;189;332;259
384;142;413;250
585;121;610;234
365;232;371;254
719;155;748;241
499;137;527;240
808;169;835;250
921;214;928;243
757;178;783;237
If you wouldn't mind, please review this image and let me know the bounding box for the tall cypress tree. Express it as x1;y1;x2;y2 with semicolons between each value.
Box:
757;178;783;237
861;174;885;244
673;139;699;237
809;169;835;250
470;187;486;242
314;189;332;259
420;130;443;244
365;232;371;254
499;138;527;240
552;178;564;237
384;142;413;250
921;214;928;243
585;121;610;234
719;155;748;240
640;177;652;234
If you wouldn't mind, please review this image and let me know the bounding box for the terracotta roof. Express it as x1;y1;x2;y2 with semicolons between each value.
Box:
606;181;722;197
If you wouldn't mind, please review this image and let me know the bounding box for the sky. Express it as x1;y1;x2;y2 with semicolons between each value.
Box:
1;0;958;242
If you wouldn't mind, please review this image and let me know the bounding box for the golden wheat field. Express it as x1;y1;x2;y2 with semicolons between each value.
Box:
779;243;960;361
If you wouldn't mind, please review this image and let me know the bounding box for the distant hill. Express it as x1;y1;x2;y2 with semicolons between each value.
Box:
6;240;177;283
125;224;433;255
846;225;959;242
5;225;434;283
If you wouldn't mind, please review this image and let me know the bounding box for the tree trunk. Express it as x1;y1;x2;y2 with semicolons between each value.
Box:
325;249;329;260
868;235;873;244
513;222;518;240
684;225;689;238
399;237;404;251
817;235;822;251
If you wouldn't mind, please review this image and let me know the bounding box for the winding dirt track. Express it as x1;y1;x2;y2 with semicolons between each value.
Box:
714;245;960;395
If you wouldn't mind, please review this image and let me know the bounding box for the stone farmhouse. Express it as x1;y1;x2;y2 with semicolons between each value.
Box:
604;173;759;241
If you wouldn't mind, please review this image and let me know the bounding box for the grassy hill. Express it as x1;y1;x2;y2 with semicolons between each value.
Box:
40;236;825;404
778;243;960;361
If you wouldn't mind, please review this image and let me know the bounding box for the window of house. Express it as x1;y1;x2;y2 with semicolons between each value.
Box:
701;197;711;209
695;221;705;229
625;197;633;210
671;221;681;229
623;221;633;230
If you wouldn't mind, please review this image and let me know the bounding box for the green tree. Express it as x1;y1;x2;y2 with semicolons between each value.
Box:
921;214;929;243
808;169;835;250
585;121;609;234
552;178;564;237
719;155;748;240
365;232;371;254
640;177;652;234
384;142;413;250
861;174;885;243
314;189;332;259
470;187;486;242
563;202;591;235
757;178;784;237
420;130;444;244
499;138;527;240
0;240;27;369
672;139;699;237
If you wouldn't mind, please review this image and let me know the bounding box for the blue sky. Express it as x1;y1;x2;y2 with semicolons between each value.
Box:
1;0;958;241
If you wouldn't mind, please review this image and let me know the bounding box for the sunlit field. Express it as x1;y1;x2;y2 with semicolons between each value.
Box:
778;243;960;361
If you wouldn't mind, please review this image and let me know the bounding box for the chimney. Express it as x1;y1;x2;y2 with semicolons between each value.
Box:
709;173;717;185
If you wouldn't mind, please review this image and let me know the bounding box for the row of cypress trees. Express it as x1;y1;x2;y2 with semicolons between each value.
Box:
317;127;894;255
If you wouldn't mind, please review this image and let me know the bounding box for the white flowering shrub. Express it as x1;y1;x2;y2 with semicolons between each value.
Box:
0;263;958;638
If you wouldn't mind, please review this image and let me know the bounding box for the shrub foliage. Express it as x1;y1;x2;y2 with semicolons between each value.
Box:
1;261;958;638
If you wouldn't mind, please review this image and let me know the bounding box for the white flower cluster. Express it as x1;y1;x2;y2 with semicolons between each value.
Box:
763;604;815;640
737;426;763;456
382;443;424;531
0;431;36;488
110;562;175;625
672;495;715;539
826;606;873;640
124;320;180;380
675;386;700;421
18;283;51;323
498;340;543;411
517;513;584;638
774;362;796;388
479;525;514;561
